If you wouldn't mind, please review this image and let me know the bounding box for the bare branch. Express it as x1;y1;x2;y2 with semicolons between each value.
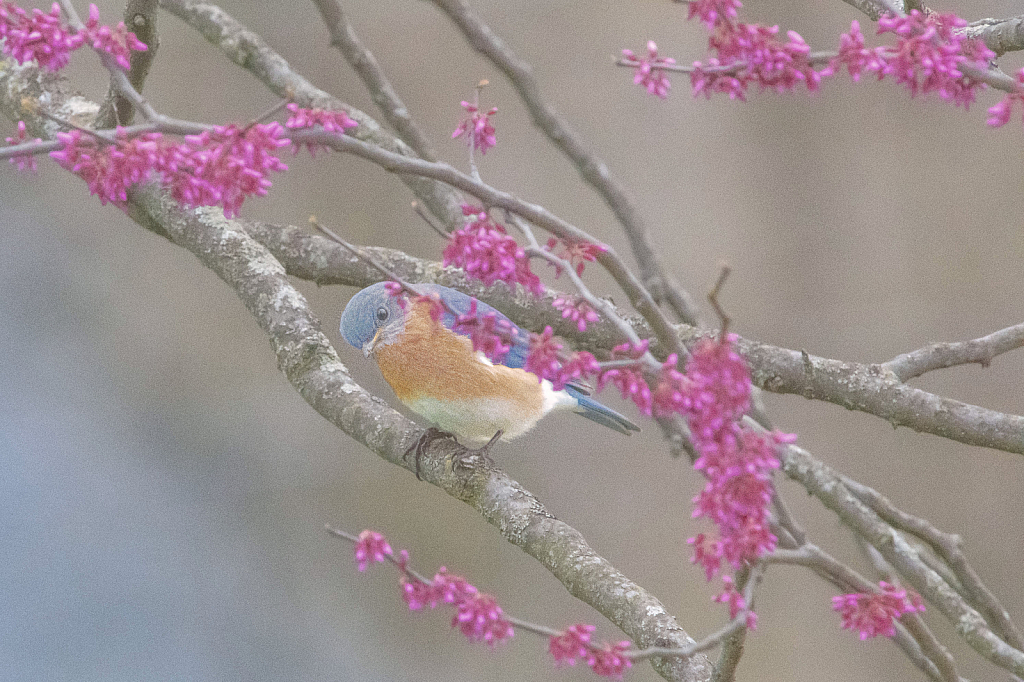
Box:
881;322;1024;382
157;0;465;228
308;0;438;161
430;0;701;326
964;15;1024;56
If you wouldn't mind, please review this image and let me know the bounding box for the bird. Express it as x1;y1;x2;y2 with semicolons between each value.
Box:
339;282;639;450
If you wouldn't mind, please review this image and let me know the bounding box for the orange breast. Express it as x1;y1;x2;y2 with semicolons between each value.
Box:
374;303;544;410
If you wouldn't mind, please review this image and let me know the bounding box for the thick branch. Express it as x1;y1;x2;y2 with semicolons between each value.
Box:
430;0;701;326
964;15;1024;56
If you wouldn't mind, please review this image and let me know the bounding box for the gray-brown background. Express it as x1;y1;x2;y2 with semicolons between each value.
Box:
1;1;1022;680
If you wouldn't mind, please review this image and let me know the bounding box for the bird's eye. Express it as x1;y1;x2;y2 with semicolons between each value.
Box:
375;306;389;323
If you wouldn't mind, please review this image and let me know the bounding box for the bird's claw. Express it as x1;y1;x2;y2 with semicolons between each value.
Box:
404;427;458;480
450;429;503;473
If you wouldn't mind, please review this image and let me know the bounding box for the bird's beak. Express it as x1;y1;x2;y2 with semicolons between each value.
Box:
362;327;384;357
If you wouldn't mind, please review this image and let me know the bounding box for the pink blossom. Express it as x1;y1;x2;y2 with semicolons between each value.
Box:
690;60;747;101
452;593;514;645
586;641;633;679
688;533;722;580
400;575;435;611
552;295;599;332
353;529;393;572
987;69;1024;128
713;575;756;628
830;21;887;82
164;122;290;218
622;41;674;99
833;581;925;640
432;568;478;605
81;2;147;70
442;211;543;295
597;341;652;416
687;0;742;29
524;326;562;382
544;237;607;278
382;281;407;309
549;351;601;392
452;299;514;364
411;292;445;323
875;11;992;108
710;23;822;96
452;100;497;154
4;120;41;172
285;103;359;133
49;128;164;205
0;1;84;71
651;353;690;417
549;624;595;667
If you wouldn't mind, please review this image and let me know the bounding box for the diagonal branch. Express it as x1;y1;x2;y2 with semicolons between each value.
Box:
157;0;465;229
430;0;701;326
880;322;1024;382
309;0;439;161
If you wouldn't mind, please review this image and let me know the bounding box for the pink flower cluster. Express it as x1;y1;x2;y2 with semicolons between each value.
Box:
670;336;792;585
687;0;823;101
621;41;675;99
353;529;634;676
49;122;290;217
598;340;653;414
549;624;633;678
452;100;497;154
988;69;1024;128
4;120;40;172
544;237;607;278
452;299;516;364
442;205;544;296
285;102;358;155
0;2;145;72
354;529;393;571
552;295;599;332
833;581;925;640
830;14;995;109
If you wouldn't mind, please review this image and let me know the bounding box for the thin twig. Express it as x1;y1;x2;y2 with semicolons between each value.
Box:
430;0;701;326
881;322;1024;382
309;0;439;161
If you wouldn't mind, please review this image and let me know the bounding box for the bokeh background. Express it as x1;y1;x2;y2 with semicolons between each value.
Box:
2;1;1022;680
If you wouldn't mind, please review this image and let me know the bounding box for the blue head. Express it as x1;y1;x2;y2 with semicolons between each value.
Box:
339;282;408;357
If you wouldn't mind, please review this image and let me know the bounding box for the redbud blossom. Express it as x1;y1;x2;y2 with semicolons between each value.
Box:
353;529;392;572
0;1;84;70
549;624;595;667
833;582;925;640
168;122;290;218
987;69;1024;128
621;41;674;99
552;295;599;332
687;0;742;29
285;104;358;155
452;101;497;154
442;210;544;296
453;593;514;645
597;341;652;415
586;641;633;679
523;326;562;383
382;281;407;310
0;2;145;72
544;237;607;278
4;120;40;172
411;292;446;323
712;575;757;629
49;129;164;205
452;299;514;364
82;3;147;70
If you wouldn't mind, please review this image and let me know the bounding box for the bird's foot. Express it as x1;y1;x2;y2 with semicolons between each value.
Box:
404;427;458;480
450;429;503;473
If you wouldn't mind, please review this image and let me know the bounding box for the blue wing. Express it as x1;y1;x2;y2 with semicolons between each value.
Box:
416;284;531;370
414;284;639;435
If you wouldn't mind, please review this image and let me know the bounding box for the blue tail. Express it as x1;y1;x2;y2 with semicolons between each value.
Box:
565;386;640;436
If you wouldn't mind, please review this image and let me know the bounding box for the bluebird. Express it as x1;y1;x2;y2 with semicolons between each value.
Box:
339;282;639;452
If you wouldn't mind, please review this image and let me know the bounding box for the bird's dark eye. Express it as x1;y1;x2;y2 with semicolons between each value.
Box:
375;306;389;323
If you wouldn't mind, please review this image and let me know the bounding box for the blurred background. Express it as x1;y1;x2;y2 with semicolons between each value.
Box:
1;1;1022;680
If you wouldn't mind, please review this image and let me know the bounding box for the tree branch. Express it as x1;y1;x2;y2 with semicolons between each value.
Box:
881;322;1024;382
430;0;701;326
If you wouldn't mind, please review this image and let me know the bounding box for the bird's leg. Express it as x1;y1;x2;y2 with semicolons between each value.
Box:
450;429;503;473
403;427;458;480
